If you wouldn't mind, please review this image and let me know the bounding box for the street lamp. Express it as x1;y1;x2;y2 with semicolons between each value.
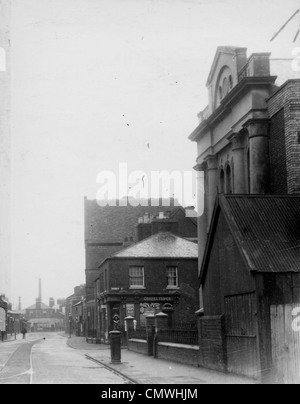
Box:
69;315;72;339
87;311;91;338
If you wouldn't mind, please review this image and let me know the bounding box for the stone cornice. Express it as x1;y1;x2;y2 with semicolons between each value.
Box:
189;76;277;142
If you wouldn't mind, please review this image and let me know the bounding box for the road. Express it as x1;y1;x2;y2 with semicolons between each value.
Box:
0;333;127;384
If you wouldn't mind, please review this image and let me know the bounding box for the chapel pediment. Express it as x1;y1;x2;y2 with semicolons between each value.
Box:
206;47;248;112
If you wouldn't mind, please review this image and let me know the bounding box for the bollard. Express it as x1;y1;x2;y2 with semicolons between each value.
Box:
109;330;122;364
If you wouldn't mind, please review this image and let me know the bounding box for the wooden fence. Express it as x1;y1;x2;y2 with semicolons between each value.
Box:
271;304;300;384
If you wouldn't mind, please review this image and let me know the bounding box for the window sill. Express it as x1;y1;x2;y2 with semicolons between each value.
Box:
130;287;146;290
166;286;179;290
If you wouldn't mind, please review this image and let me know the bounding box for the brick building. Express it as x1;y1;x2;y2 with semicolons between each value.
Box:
25;280;65;332
189;47;300;383
84;197;197;337
96;232;199;343
268;80;300;195
0;295;7;340
65;285;86;336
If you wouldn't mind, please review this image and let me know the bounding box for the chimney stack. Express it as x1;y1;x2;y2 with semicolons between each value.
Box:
18;296;22;311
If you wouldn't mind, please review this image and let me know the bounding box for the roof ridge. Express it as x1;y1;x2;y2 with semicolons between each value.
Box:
101;231;198;262
113;231;181;257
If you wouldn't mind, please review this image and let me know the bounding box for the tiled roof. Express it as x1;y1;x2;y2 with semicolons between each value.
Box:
112;232;198;259
221;195;300;273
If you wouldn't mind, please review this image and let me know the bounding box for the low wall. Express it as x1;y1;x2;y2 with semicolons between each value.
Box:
156;342;200;367
86;337;101;345
128;339;148;356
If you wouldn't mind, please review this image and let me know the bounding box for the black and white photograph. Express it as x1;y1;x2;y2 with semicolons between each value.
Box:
0;0;300;387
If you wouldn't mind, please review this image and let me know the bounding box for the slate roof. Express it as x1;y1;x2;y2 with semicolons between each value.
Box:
111;232;198;259
203;195;300;276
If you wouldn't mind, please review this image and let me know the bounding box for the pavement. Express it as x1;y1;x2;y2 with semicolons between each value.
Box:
0;333;128;384
67;336;110;351
0;333;258;384
68;336;258;385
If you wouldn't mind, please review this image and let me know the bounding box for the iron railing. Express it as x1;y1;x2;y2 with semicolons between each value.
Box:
128;327;147;340
157;329;199;346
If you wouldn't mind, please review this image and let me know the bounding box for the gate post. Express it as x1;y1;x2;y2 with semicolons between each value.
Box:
125;316;134;346
155;312;168;333
146;314;155;356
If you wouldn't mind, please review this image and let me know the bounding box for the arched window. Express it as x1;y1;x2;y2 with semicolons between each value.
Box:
219;86;223;101
225;165;233;194
220;169;225;194
223;77;230;97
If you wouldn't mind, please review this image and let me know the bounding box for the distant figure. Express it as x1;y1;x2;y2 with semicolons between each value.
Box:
21;328;27;340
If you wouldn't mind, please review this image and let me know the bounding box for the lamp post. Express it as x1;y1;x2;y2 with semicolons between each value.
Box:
69;315;72;339
12;317;16;340
87;310;91;338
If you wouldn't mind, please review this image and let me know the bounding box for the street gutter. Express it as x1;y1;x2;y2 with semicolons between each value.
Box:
85;354;138;385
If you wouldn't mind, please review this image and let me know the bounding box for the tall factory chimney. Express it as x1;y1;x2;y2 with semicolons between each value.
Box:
39;278;42;301
18;296;21;311
36;279;42;309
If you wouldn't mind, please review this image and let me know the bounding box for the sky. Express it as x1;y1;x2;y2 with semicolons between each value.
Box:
8;0;300;308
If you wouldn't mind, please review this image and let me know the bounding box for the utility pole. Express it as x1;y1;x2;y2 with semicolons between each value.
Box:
270;5;300;43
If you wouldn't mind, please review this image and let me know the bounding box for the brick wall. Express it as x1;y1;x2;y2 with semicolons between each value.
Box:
128;339;148;355
84;199;195;299
268;80;300;195
156;343;200;367
269;109;288;194
108;259;198;297
107;258;199;323
198;315;227;373
85;244;123;296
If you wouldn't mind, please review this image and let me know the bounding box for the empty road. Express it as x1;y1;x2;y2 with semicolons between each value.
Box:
0;333;127;384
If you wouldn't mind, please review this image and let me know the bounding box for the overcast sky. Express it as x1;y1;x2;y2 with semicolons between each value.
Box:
9;0;299;308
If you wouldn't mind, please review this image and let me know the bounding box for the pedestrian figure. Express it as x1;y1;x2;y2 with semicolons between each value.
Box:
21;328;27;340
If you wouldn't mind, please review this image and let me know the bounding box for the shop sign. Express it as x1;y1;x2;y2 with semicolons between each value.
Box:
126;304;135;317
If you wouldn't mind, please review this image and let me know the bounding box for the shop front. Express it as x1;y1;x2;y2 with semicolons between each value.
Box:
0;297;7;340
98;292;180;343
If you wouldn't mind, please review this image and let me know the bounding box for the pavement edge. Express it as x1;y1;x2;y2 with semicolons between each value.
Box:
85;354;138;385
